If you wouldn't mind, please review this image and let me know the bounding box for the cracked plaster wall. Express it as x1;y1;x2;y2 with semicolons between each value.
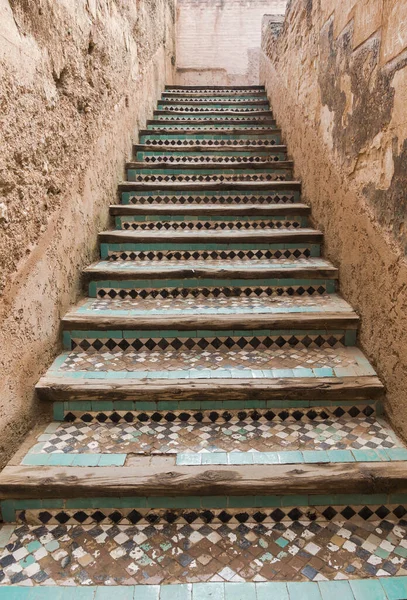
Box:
260;0;407;439
0;0;176;467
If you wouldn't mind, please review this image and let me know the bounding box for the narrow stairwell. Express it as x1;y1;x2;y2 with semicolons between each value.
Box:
1;85;407;599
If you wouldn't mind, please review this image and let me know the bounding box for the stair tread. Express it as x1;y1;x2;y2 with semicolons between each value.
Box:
99;228;322;243
126;161;292;170
134;144;286;152
140;127;276;135
15;413;404;465
110;203;308;215
63;293;357;324
43;346;376;381
119;181;301;192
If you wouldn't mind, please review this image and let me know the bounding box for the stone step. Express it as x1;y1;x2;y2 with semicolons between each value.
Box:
111;205;309;231
153;109;274;118
134;144;287;163
157;100;270;108
165;85;266;90
1;524;407;587
162;91;268;98
147;119;276;128
12;411;404;466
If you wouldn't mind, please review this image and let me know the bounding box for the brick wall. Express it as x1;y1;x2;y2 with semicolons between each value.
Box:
176;0;286;85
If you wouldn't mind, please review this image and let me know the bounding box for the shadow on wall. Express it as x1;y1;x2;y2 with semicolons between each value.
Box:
175;0;287;85
260;1;407;440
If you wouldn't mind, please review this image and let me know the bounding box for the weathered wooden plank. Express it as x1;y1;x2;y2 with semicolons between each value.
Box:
83;263;338;281
118;181;301;192
98;228;323;244
0;461;402;499
61;311;359;331
36;376;384;403
109;203;309;217
162;91;267;97
157;100;270;107
125;160;292;171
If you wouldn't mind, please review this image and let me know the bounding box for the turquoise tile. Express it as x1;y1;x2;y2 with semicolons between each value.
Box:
62;589;97;600
72;454;100;467
281;495;308;506
379;576;407;599
193;583;225;600
350;579;386;600
351;449;384;462
177;453;201;466
386;448;407;461
224;583;256;600
301;450;330;463
256;582;289;600
161;584;192;600
201;497;228;508
202;453;228;465
95;587;134;599
277;451;303;464
254;452;279;464
0;525;15;548
48;454;75;466
22;454;50;466
98;454;127;466
327;450;355;463
318;581;355;600
228;452;254;465
287;582;322;600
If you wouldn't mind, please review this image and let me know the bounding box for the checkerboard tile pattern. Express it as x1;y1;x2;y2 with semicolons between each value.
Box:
1;518;407;585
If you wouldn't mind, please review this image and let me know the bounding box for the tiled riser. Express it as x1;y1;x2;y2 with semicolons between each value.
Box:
64;332;355;351
90;282;336;298
157;103;270;110
146;124;274;130
137;153;288;162
53;404;380;422
116;218;308;231
127;171;292;182
140;134;281;143
5;502;407;526
101;246;320;261
120;191;300;205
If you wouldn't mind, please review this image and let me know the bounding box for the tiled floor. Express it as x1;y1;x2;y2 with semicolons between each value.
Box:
1;518;407;585
55;346;371;375
78;293;351;315
36;416;400;456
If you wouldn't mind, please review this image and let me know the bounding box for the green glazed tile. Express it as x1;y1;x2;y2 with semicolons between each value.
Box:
224;583;256;600
256;582;289;600
318;581;354;600
134;586;160;600
287;582;322;600
350;579;386;600
161;584;192;600
379;577;407;600
193;583;225;600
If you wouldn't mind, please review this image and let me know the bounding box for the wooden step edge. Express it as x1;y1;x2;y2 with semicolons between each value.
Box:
98;229;323;244
118;181;301;192
61;311;360;332
165;85;266;90
125;160;293;171
1;460;400;499
133;144;287;153
35;376;383;402
139;128;280;136
82;264;338;281
109;203;310;216
162;91;268;96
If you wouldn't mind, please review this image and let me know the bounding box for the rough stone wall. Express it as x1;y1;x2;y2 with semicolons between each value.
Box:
260;1;407;439
0;0;175;467
176;0;286;86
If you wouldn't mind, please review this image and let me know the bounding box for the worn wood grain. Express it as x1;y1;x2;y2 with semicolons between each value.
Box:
61;311;359;331
109;203;309;217
98;228;323;244
0;461;402;499
157;100;270;107
147;119;277;127
165;85;265;90
152;111;274;118
139;127;279;136
36;376;384;402
83;263;338;281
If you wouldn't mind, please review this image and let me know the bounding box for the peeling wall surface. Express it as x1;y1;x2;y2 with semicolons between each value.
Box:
176;0;286;86
0;0;175;467
260;1;407;439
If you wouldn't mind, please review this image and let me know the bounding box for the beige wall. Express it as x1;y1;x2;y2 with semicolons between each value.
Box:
176;0;287;86
260;1;407;440
0;0;175;467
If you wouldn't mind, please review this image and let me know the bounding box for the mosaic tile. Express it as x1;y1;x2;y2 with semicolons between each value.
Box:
118;219;304;232
32;415;399;457
53;346;371;375
106;249;316;262
80;292;349;315
1;518;407;585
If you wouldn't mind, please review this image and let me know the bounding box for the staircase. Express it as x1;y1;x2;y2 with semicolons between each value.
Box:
1;85;407;599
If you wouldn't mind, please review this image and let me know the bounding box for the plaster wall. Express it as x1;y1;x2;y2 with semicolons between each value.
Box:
176;0;286;86
260;0;407;439
0;0;175;466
